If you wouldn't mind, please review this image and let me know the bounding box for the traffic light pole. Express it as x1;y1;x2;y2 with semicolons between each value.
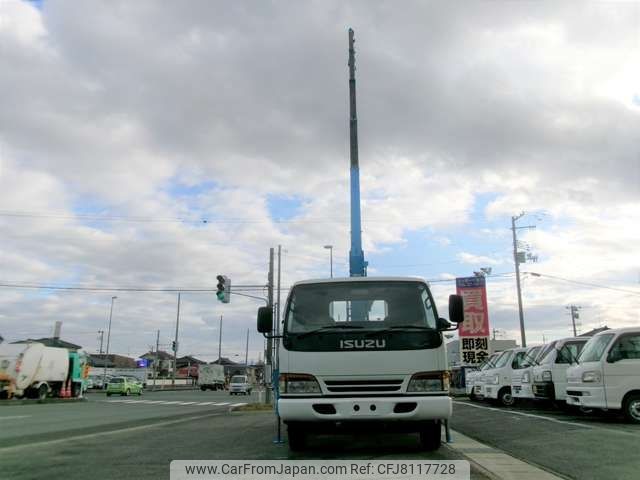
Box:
172;292;181;386
265;248;274;404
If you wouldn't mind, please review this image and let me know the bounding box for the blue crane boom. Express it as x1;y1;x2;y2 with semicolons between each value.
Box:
348;28;368;277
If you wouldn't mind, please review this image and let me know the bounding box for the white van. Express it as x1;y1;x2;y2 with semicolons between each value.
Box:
510;345;543;401
532;337;589;403
512;345;544;400
566;327;640;423
229;375;252;395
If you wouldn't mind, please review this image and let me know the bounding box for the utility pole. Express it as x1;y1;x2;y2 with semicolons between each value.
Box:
265;248;274;404
566;305;581;337
277;245;282;337
172;292;181;386
153;329;160;391
98;330;104;354
511;213;536;348
218;315;223;363
102;296;117;387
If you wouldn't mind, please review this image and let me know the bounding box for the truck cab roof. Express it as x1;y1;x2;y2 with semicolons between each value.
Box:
291;276;427;287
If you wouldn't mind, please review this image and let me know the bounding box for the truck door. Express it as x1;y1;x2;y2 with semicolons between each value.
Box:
603;333;640;409
554;341;585;400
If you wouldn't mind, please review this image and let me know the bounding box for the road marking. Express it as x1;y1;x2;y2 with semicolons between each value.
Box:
453;400;592;429
177;402;197;405
0;415;31;420
194;402;217;405
156;401;184;404
213;402;230;406
0;412;223;453
229;402;247;407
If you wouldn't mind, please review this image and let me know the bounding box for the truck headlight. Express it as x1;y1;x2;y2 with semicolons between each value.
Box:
521;372;530;384
542;370;552;382
491;374;500;385
582;371;601;383
279;373;321;394
408;372;449;392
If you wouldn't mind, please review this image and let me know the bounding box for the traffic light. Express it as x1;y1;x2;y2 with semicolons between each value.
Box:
171;341;177;352
216;275;231;303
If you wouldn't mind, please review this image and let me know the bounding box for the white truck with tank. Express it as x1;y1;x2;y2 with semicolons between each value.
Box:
532;337;589;403
198;364;226;391
566;327;640;423
257;276;464;451
0;342;87;400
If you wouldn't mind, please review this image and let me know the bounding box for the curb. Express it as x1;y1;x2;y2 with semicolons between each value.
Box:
443;429;567;480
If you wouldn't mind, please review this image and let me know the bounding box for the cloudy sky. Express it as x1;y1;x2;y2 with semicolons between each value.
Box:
1;0;638;362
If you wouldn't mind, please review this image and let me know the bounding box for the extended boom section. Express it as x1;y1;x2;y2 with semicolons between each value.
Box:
348;28;367;278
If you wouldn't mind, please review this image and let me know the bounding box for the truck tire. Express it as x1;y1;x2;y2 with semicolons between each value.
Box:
287;424;306;451
37;384;48;401
498;387;515;407
125;389;131;396
419;421;441;451
623;394;640;424
201;386;207;391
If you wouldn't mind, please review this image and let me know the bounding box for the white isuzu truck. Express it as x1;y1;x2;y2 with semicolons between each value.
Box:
257;277;464;451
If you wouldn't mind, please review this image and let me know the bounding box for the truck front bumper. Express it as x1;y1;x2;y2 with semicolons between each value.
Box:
566;386;607;409
533;381;555;400
278;395;451;423
513;383;534;399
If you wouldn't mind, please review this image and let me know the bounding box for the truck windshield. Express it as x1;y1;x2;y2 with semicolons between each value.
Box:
283;281;442;352
286;281;437;333
230;376;246;383
579;334;615;362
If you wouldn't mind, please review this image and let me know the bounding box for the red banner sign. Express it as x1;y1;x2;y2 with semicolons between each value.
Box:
456;276;490;337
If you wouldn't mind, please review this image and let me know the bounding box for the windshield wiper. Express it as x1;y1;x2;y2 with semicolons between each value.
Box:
296;324;364;339
365;325;433;337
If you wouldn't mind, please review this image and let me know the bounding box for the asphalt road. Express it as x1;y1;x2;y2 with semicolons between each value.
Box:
450;398;640;480
1;390;487;480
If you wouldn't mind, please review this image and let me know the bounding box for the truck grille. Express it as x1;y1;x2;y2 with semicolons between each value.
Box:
322;379;403;393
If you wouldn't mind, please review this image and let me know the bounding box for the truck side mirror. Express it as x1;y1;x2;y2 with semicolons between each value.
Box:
449;294;464;324
257;306;273;334
437;317;452;331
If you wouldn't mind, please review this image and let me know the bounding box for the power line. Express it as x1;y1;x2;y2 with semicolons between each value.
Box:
527;272;640;297
0;282;266;293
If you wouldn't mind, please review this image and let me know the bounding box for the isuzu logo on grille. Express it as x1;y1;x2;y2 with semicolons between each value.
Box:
339;339;386;349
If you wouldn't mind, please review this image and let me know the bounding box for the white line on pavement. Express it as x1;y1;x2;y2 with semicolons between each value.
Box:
229;403;247;407
177;402;197;405
0;415;31;420
213;402;230;406
194;402;216;405
453;400;592;429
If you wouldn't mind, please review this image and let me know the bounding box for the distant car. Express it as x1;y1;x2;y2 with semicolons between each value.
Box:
106;376;143;396
229;375;252;395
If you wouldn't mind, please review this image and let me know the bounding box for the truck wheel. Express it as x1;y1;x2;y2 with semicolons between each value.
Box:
125;389;131;396
106;392;112;397
37;384;48;401
623;394;640;424
287;424;306;451
419;421;441;451
469;392;478;401
498;387;515;407
201;386;206;391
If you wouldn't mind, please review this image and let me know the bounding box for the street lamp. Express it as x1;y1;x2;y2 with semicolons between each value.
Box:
323;245;333;278
102;296;117;386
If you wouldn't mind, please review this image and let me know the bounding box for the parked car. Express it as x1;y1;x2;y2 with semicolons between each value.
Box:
106;376;142;396
511;345;543;401
532;337;589;404
466;353;499;401
228;375;252;395
566;327;640;423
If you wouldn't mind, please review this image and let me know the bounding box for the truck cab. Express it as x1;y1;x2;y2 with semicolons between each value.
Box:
532;337;589;403
476;348;522;406
511;345;543;401
566;327;640;423
258;277;463;451
466;353;499;400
